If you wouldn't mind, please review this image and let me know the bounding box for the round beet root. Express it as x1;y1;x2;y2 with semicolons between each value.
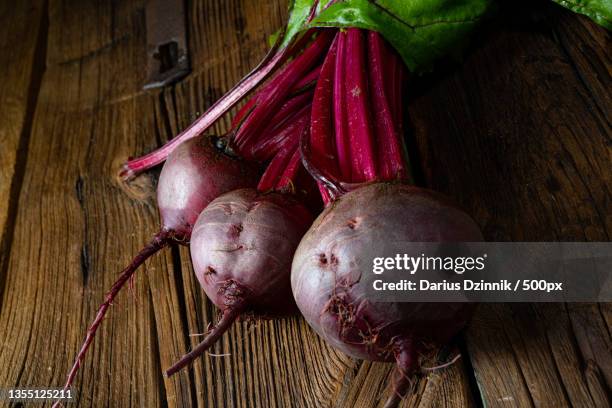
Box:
291;183;482;407
165;188;312;376
157;136;258;239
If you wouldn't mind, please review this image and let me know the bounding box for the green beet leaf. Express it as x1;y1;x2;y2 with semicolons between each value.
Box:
279;0;610;73
552;0;611;30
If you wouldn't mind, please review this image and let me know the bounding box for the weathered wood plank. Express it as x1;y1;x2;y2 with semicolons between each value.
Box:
0;0;46;298
0;0;194;407
407;4;611;407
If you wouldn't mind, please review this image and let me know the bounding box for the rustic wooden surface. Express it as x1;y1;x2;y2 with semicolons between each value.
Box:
0;0;46;307
0;1;609;407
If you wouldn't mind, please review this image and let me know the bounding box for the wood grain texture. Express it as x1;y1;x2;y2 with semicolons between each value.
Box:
406;3;611;407
0;0;169;406
0;0;609;407
0;0;46;300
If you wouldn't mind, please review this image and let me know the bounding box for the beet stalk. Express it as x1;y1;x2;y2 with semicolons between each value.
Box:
119;49;287;180
309;35;340;205
368;31;408;181
245;105;310;162
234;30;334;151
333;30;351;180
345;28;377;182
235;91;313;157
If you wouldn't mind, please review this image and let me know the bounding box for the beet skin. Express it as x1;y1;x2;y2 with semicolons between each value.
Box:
291;183;482;407
157;136;258;240
165;188;312;376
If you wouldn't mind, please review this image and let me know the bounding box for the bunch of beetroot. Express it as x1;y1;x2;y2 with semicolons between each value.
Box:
58;24;482;408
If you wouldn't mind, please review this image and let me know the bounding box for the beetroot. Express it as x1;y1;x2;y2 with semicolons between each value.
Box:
156;136;258;238
59;136;257;393
165;188;312;376
291;183;482;407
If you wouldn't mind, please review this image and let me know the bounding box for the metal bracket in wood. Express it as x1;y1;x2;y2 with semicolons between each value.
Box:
143;0;190;90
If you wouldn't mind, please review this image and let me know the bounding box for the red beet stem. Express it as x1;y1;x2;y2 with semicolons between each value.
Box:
230;97;257;130
345;28;377;182
267;90;313;133
367;31;408;181
386;48;405;132
165;305;244;377
382;33;408;175
119;47;288;180
235;90;313;153
318;183;332;206
309;34;339;195
333;31;351;180
246;105;310;161
231;64;318;137
275;145;301;191
235;31;334;151
257;136;298;192
299;121;348;203
384;338;416;408
59;230;170;394
292;64;322;92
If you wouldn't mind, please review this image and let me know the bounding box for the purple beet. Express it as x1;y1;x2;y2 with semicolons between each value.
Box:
291;183;482;408
156;136;258;240
59;135;257;393
165;188;312;376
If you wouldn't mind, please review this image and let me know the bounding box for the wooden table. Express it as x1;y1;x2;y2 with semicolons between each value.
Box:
0;1;609;407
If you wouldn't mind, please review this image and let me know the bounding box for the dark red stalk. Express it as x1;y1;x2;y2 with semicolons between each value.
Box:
257;139;298;192
387;54;405;132
120;49;287;180
235;90;313;152
379;35;407;177
275;146;301;191
231;64;319;136
299;33;354;206
309;35;339;192
57;231;170;398
345;28;377;182
317;183;332;206
333;31;351;180
292;64;322;92
367;31;408;181
301;30;409;201
246;105;311;162
230;98;257;130
235;31;334;152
